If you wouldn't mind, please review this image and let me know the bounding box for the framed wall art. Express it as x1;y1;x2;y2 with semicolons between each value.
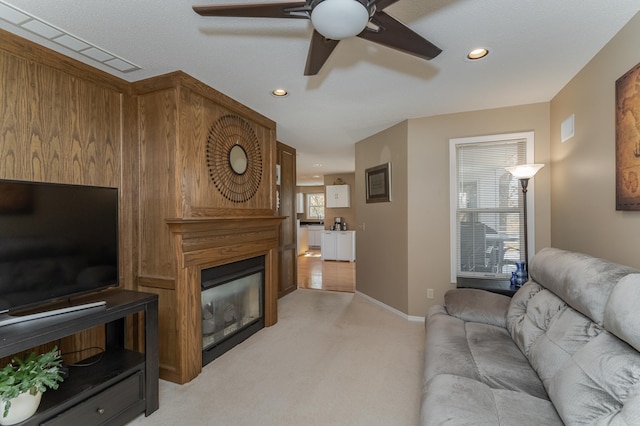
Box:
616;61;640;210
365;162;391;203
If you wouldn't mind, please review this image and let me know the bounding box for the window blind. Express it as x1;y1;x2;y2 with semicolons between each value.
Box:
454;138;526;279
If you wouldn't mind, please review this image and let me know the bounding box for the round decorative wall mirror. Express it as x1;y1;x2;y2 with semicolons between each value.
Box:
229;145;248;175
206;114;263;203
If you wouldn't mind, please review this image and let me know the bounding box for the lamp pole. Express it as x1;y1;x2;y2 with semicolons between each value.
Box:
519;178;530;264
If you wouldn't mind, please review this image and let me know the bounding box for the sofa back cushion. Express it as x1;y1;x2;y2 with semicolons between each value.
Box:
506;281;604;388
604;273;640;352
507;282;564;357
547;331;640;424
507;248;640;424
527;247;637;325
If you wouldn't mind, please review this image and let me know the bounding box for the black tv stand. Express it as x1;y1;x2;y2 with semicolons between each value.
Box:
0;288;158;426
0;301;107;327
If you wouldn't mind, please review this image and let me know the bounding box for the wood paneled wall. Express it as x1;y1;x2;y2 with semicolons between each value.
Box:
0;29;135;290
133;72;276;279
0;29;137;358
0;30;281;381
0;32;128;184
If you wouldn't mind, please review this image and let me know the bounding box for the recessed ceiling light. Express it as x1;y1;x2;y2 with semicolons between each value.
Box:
467;48;489;60
271;88;288;97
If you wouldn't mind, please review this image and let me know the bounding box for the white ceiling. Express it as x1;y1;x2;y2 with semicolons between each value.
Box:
1;1;638;185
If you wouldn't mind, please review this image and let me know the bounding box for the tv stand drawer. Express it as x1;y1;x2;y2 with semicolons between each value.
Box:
42;371;143;426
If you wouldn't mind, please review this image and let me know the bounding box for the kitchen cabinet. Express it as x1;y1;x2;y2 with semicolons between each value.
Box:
308;225;324;248
321;231;356;262
325;185;350;208
321;232;337;259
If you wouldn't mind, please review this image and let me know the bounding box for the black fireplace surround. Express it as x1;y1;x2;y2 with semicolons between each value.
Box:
201;255;265;366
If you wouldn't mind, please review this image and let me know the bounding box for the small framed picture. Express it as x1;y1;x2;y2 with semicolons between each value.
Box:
365;162;391;203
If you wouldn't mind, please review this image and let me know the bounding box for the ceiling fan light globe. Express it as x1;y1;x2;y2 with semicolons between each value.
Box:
311;0;370;40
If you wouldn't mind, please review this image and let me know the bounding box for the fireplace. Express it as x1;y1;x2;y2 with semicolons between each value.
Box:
201;255;265;366
148;215;283;384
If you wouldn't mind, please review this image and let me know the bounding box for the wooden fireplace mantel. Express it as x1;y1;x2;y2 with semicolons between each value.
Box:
166;215;286;269
143;215;286;384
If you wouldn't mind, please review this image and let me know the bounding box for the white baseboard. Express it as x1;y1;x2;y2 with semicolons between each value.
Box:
355;291;425;322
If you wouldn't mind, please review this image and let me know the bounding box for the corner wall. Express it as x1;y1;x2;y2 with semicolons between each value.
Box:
355;105;552;317
550;12;640;267
355;122;409;313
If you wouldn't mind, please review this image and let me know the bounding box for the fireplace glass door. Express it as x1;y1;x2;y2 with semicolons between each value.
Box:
201;256;264;365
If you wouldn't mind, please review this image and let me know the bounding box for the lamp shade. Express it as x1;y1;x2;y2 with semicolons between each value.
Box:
505;164;544;179
310;0;370;40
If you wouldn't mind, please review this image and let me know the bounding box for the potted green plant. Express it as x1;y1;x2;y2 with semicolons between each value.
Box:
0;347;64;425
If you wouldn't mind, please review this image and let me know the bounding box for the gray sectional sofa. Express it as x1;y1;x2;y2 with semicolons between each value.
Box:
421;247;640;425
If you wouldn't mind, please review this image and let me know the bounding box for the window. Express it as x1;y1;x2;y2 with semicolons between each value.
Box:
449;132;534;283
306;193;325;220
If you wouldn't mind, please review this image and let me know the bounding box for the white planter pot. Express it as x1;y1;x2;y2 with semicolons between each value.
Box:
0;391;42;425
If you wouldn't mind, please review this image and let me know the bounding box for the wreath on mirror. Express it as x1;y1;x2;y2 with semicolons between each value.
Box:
206;114;263;203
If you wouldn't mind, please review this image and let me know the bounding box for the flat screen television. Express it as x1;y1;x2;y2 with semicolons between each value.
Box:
0;179;118;326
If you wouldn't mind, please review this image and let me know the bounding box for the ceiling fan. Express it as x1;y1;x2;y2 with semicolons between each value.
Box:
193;0;442;75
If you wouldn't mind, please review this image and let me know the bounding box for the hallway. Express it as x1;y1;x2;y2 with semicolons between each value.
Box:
297;250;356;293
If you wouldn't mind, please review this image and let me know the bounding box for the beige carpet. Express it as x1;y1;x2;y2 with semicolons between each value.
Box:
128;289;425;426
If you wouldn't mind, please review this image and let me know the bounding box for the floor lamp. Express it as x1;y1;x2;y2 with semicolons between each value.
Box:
505;164;544;265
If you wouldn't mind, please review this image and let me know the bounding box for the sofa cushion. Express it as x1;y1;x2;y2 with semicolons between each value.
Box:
421;374;562;426
604;273;640;352
425;307;547;399
548;331;640;424
507;278;609;392
445;288;511;328
529;248;638;326
528;304;602;388
423;311;482;384
507;282;565;357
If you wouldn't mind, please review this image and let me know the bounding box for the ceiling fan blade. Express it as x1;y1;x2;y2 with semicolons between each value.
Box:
304;30;340;76
193;2;309;19
375;0;402;11
357;11;442;61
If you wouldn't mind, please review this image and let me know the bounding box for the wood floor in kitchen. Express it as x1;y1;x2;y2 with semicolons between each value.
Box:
297;249;355;293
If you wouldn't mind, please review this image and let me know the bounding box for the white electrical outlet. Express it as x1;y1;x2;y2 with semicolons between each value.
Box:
427;289;434;299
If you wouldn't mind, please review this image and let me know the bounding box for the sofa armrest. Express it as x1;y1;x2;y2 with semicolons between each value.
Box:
424;305;448;327
444;288;511;328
